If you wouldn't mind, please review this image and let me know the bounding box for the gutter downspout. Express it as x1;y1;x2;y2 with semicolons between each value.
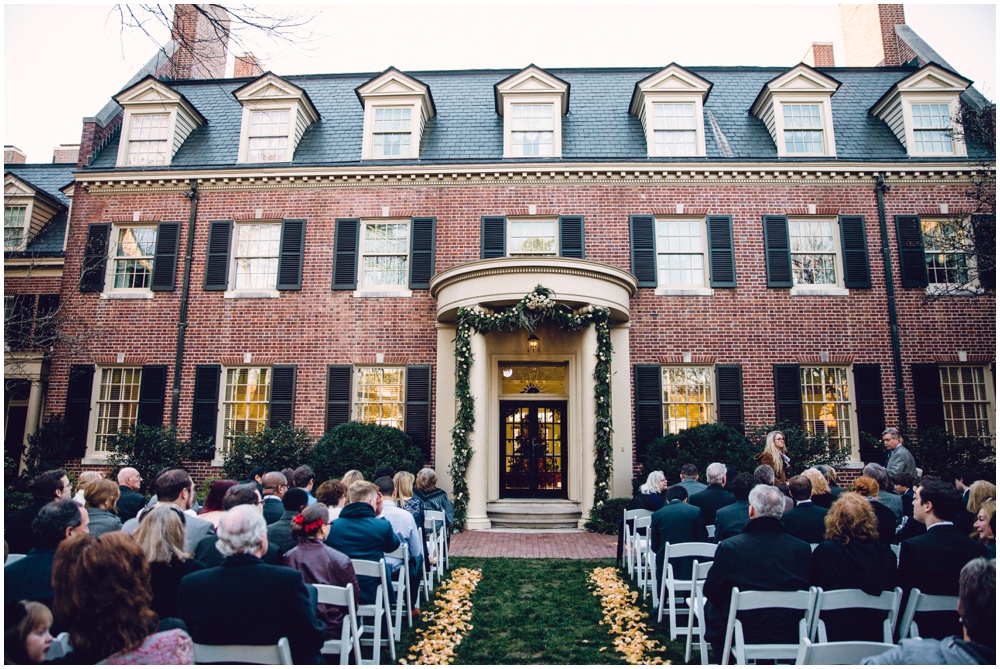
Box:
171;179;199;429
875;173;908;431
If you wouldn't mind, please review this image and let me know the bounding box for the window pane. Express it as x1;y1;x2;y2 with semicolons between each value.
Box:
355;367;405;429
789;219;837;285
223;367;271;452
95;367;143;452
233;223;281;290
4;206;26;250
940;366;993;442
922;219;971;285
508;219;557;255
655;219;705;286
127;114;170;166
662;367;712;434
113;226;156;289
800;367;852;452
361;222;408;287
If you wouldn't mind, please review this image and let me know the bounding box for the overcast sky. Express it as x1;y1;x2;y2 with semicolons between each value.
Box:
4;2;996;164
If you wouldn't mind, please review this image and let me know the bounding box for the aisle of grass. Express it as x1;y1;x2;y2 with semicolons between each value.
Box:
399;558;686;665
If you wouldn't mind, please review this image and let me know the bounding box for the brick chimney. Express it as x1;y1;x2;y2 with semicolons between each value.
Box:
234;53;265;79
163;4;231;80
52;144;81;164
840;4;906;67
4;145;27;164
803;42;836;68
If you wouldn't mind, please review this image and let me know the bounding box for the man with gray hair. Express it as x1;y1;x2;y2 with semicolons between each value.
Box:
863;462;904;522
754;464;792;512
178;505;325;664
882;427;916;478
689;462;736;526
702;484;812;663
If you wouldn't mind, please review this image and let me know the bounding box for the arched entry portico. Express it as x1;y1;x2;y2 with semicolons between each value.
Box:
430;258;637;529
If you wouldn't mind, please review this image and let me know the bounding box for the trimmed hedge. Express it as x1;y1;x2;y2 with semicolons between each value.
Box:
310;422;424;482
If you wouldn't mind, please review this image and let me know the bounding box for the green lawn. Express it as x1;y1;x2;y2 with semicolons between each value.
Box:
399;558;687;665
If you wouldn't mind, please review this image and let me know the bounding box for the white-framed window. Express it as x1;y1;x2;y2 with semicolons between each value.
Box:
662;366;714;434
231;222;282;291
939;366;994;443
782;103;824;154
653;103;697;156
800;366;855;454
789;219;839;286
221;367;271;452
922;218;973;287
360;220;409;288
93;367;143;453
508;219;558;256
245;109;291;163
124;113;170;166
4;206;27;250
372;107;412;158
655;218;707;288
354;366;404;429
911;103;954;154
510;103;555;157
108;225;157;291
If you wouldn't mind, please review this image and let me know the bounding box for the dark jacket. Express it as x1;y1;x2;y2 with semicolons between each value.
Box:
810;492;835;509
178;553;325;665
116;486;146;522
149;557;206;620
899;488;915;519
713;501;750;542
782;501;828;544
868;499;898;545
325;502;400;604
267;509;299;556
4;501;46;554
194;532;282;567
689;484;736;527
262;497;284;525
811;538;898;641
3;547;56;609
414;487;454;527
703;517;812;653
616;491;664;565
650;500;708;585
894;514;926;543
284;538;361;638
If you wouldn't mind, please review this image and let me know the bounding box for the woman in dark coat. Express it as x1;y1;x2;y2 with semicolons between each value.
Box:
616;470;667;567
811;492;898;642
853;476;897;545
132;504;206;620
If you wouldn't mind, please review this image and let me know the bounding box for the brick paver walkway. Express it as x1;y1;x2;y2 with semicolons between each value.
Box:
449;529;617;559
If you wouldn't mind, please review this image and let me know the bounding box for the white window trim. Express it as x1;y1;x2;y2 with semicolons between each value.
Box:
362;100;421;160
353;218;414;298
652;216;713;295
772;95;837;157
938;365;996;443
643;96;706;158
788;216;849;296
116;110;177;168
102;223;157;296
661;365;716;434
502;94;563;159
83;366;143;461
921;217;982;295
903;96;966;157
237;103;297;164
800;364;859;461
224;220;283;298
351;365;406;429
3;203;31;252
506;216;559;258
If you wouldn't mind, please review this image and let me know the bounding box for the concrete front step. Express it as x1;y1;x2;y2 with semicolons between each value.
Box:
487;500;583;529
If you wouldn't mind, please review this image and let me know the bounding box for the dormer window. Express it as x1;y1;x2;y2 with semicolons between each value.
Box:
510;104;555;157
653;103;697;156
373;107;412;157
495;65;570;159
911;104;954;154
356;68;435;161
113;76;205;168
246;109;290;162
124;114;171;166
4;206;26;250
782;104;825;153
3;174;66;253
629;64;711;158
234;73;319;164
750;64;840;158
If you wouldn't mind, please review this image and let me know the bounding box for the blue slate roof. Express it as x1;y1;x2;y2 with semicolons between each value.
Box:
85;65;994;171
5;164;75;254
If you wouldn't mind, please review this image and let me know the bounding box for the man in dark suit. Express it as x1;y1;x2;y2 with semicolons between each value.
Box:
5;469;73;554
178;504;325;664
703;484;812;663
714;473;753;542
267;487;308;556
676;464;708;496
689;462;736;527
260;471;288;525
115;467;146;522
898;478;989;640
782;475;828;544
650;485;708;589
948;467;977;535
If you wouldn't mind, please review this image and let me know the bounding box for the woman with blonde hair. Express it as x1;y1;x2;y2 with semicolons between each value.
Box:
393;470;425;531
755;431;789;484
801;467;833;508
966;480;997;515
83;478;122;537
972;498;995;558
340;470;364;489
73;471;103;505
133;505;206;620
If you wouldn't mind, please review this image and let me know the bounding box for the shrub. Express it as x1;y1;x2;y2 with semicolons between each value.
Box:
107;424;191;495
311;422;424;482
20;414;77;481
639;423;758;489
747;424;851;473
904;427;996;479
222;423;314;481
585;497;629;535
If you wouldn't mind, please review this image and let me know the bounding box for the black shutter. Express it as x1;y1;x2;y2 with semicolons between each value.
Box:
853;364;885;463
405;365;433;460
203;220;233;291
839;215;871;288
911;363;945;431
558;215;585;259
707;215;736;288
895;215;928;288
191;365;221;442
409;217;436;289
763;215;793;288
276;220;306;291
481;216;506;259
137;365;168;427
972;213;995;290
80;223;110;293
332;219;360;290
326;365;353;431
33;294;59;348
151;221;181;292
634;365;663;461
716;364;744;433
5;294;35;350
269;365;297;427
65;364;95;458
773;364;803;427
630;215;657;288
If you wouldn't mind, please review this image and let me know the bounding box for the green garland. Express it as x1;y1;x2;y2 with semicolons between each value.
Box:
449;285;613;530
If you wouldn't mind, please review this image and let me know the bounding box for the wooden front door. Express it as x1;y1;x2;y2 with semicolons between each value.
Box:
499;401;567;498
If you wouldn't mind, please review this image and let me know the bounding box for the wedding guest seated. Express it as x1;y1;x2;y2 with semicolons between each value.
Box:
268;487;310;557
893;472;918;520
72;471;103;506
413;468;455;530
260;473;287;524
4;600;54;664
689;463;735;527
816;464;845;501
801;468;834;509
863;463;903;522
83;478;123;537
123;469;213;553
340;470;364;489
854;476;897;545
713;473;753;542
6;470;72;554
811;493;897;641
972;499;996;559
53;532;194;664
197;479;237;528
194;483;281;566
316;479;347;522
133;505;206;620
375;476;424;610
782;475;828;544
677;463;708;495
650;485;707;590
292;465;318;505
617;470;666;566
965;481;997;538
178;505;325;664
754;464;793;513
393;471;425;534
116;468;146;523
283;503;361;640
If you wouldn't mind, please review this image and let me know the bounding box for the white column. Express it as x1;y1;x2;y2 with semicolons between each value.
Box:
465;331;491;529
23;379;44;444
434;325;457;496
578;324;599;528
611;324;633;499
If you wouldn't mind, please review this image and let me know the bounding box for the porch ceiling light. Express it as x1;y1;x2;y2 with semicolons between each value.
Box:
527;333;540;355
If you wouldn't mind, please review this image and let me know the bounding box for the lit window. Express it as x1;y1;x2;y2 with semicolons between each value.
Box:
783;104;824;153
508;219;557;256
912;104;953;154
4;206;26;250
232;223;281;290
800;367;853;453
922;219;971;286
361;221;409;288
789;219;838;286
125;114;170;166
939;366;993;443
355;367;404;429
655;218;706;287
510;104;554;157
110;226;156;290
372;108;412;158
246;110;290;162
94;368;142;452
223;367;271;451
653;103;697;156
662;367;713;434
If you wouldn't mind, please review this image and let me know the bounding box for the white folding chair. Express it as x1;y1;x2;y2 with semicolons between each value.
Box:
811;587;902;644
385;543;411;639
424;510;447;579
656;541;717;639
706;524;716;541
192;637;293;664
5;553;26;565
44;632;72;662
794;638;896;665
622;508;652;577
684;559;714;665
632;515;654;596
314;583;362;665
897;589;959;640
890;543;901;564
721;587;818;665
350;558;397;664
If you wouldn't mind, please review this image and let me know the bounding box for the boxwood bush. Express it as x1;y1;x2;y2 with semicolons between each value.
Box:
311;421;424;482
222;423;314;481
584;497;630;535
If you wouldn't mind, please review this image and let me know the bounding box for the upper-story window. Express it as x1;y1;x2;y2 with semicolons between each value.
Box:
508;219;557;256
480;215;584;260
232;222;282;290
234;73;319;164
764;215;869;293
911;103;954;154
495;66;569;159
750;64;840;158
510;104;555;157
109;225;157;290
113;77;205;168
662;366;714;434
653;103;697;156
356;68;434;161
922;218;971;287
246;110;291;163
4;206;26;250
629;64;711;158
788;219;838;286
782;104;825;154
361;220;410;288
656;218;707;288
124;114;171;166
372;108;412;157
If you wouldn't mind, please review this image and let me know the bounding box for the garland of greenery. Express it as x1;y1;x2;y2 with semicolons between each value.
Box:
449;285;613;529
